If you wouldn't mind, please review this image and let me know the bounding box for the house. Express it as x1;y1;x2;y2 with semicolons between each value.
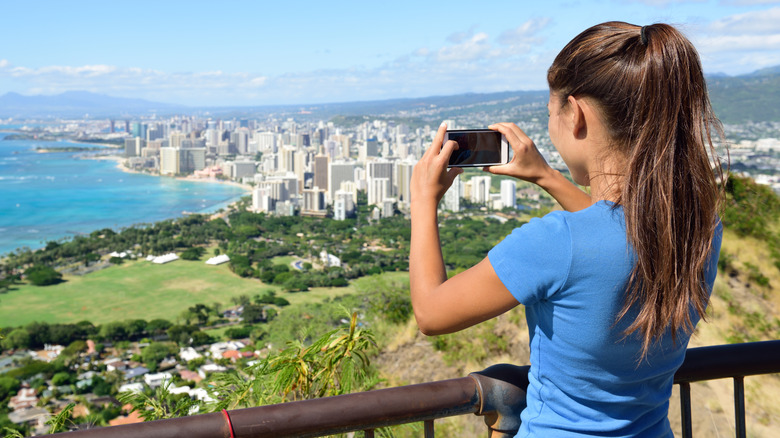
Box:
209;341;245;358
8;406;49;429
109;404;144;427
179;347;202;362
123;366;150;381
118;383;144;394
8;386;38;410
144;372;173;388
222;350;241;361
105;359;129;372
32;344;65;362
197;363;227;379
206;254;230;265
177;369;203;384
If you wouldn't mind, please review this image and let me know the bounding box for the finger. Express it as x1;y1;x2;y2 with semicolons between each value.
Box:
438;139;459;165
445;166;464;185
425;122;448;158
490;122;531;145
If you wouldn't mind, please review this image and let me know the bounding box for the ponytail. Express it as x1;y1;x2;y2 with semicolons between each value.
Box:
547;22;724;358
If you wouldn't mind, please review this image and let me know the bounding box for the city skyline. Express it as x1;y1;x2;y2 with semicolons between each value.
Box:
1;1;779;106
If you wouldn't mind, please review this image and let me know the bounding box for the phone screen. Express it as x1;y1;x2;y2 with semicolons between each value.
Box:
447;130;503;167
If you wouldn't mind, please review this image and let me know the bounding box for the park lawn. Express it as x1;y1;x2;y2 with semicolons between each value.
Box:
271;255;298;266
1;259;410;328
0;259;276;327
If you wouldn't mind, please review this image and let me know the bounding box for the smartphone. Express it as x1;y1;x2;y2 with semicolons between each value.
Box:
443;129;509;167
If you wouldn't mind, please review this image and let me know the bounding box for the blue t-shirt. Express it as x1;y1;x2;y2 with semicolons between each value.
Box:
488;201;722;437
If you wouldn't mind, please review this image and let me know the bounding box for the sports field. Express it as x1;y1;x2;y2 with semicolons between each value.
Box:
0;257;377;327
0;259;267;326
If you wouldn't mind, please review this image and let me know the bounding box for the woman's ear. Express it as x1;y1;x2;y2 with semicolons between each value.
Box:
567;95;587;139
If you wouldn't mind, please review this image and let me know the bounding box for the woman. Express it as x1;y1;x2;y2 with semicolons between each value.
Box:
410;22;723;437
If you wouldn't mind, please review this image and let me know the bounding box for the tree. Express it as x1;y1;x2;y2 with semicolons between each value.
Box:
99;321;127;342
51;372;72;386
241;304;265;324
118;380;198;422
1;329;30;350
24;264;63;286
141;343;176;372
147;319;172;336
0;376;20;400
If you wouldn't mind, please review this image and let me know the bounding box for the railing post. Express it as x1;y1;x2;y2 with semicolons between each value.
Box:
424;419;435;438
470;364;529;437
733;376;746;438
678;382;692;438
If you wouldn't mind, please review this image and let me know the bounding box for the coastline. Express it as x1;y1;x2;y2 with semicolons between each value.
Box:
85;153;252;220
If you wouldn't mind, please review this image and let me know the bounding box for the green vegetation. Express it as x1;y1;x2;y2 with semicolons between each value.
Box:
721;174;780;270
23;264;62;286
708;70;780;123
0;260;278;326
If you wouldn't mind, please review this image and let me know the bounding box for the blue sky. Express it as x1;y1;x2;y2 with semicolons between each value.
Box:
1;0;779;106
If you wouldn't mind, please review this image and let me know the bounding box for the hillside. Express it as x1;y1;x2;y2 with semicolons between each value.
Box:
708;68;780;123
373;175;780;436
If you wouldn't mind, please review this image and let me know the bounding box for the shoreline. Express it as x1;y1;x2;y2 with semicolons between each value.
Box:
84;154;252;220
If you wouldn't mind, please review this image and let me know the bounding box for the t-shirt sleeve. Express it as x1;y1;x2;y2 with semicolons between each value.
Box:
488;211;572;305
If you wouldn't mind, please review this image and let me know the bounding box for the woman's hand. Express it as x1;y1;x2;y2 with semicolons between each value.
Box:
411;122;464;207
487;122;592;211
484;122;554;183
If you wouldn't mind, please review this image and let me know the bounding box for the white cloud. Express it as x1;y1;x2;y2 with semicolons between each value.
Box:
693;6;780;75
0;59;9;69
0;18;558;105
720;0;780;5
498;18;551;46
708;6;780;34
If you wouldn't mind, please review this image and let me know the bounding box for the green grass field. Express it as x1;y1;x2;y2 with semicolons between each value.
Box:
0;258;408;328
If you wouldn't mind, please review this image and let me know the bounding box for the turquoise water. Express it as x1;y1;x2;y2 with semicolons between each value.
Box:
0;132;247;256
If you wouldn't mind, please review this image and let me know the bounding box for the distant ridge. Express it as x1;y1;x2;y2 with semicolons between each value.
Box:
0;91;180;118
707;65;780;123
1;65;778;123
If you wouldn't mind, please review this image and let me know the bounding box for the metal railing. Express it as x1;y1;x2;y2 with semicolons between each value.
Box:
56;340;780;438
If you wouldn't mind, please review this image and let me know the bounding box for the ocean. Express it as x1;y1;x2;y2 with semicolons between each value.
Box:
0;131;248;256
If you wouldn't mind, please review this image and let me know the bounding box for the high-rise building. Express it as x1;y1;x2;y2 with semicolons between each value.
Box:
233;161;258;180
500;179;517;209
443;175;461;212
368;177;390;206
395;160;415;206
313;155;329;196
124;137;144;157
180;148;207;174
359;138;379;161
367;160;394;200
333;189;355;220
160;147;180;175
279;146;296;173
302;188;326;217
256;132;277;152
470;176;492;204
169;131;186;148
328;161;356;201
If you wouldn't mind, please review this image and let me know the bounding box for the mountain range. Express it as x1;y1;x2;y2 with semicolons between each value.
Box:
1;66;778;124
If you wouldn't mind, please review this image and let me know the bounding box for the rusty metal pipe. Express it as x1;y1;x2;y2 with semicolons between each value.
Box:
674;340;780;383
56;377;482;438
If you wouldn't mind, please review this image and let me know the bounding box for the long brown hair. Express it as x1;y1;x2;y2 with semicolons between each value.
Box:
547;22;724;357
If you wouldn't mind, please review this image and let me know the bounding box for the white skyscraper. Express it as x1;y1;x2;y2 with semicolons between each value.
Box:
443;175;461;212
329;161;356;201
367;160;394;199
470;176;492;204
160;147;179;175
368;177;390;206
500;179;517;209
395;160;416;206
